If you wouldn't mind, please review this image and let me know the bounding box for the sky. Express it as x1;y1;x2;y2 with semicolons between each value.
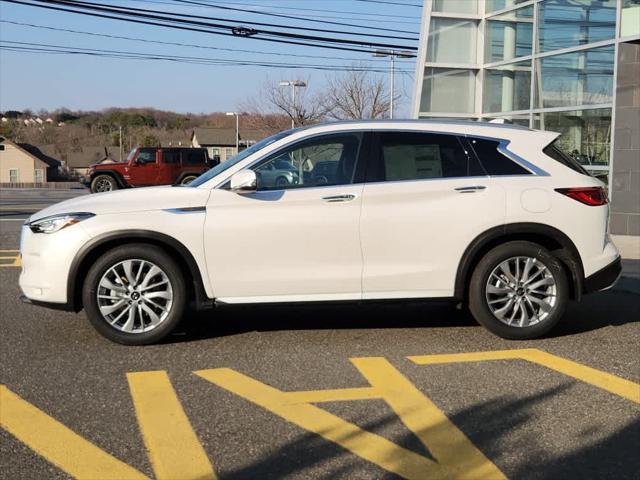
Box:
0;0;422;116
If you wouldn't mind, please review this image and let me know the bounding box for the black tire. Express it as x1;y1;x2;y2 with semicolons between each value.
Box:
468;241;569;340
275;176;289;186
180;175;198;185
91;174;119;193
82;244;188;345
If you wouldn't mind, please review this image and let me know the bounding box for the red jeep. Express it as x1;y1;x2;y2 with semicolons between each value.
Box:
85;147;214;193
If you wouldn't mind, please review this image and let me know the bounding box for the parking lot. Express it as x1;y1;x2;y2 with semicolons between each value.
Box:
1;188;639;480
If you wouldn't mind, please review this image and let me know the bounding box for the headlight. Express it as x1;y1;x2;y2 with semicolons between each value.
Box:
28;212;95;234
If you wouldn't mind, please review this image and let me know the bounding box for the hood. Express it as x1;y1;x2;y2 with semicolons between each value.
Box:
29;186;211;222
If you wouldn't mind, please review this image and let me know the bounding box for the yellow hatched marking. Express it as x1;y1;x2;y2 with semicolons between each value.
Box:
0;385;147;480
0;250;20;268
408;348;640;405
127;371;217;480
195;358;505;480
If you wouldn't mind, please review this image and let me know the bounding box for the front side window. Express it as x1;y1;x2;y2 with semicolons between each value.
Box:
369;132;484;182
252;133;361;191
136;148;156;164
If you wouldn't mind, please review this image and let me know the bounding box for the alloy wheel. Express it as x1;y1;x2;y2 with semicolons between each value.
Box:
96;259;173;333
485;256;557;327
95;179;113;192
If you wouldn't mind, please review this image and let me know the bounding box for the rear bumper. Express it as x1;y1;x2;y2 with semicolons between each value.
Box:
583;256;622;294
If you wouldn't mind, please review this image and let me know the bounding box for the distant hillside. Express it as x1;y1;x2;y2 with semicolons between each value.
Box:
0;107;290;173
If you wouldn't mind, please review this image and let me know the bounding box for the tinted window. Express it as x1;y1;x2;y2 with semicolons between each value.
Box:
182;149;205;165
136;148;156;164
370;132;484;182
163;150;180;164
543;142;590;176
253;133;361;191
467;137;531;175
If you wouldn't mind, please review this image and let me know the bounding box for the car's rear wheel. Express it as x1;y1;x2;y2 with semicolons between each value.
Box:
82;244;187;345
180;175;198;185
91;174;118;193
469;241;568;339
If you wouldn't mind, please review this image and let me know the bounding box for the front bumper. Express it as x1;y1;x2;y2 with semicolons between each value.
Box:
583;256;622;294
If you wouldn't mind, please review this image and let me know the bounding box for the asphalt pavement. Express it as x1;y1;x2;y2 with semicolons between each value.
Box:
1;188;639;480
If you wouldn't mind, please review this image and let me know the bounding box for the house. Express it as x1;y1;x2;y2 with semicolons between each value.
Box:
64;146;120;179
191;128;266;162
0;137;62;185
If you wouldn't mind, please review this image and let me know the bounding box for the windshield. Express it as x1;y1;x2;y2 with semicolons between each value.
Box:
126;148;136;162
188;129;296;187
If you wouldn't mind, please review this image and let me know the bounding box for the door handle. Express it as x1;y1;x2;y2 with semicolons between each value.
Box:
454;186;487;193
322;194;356;203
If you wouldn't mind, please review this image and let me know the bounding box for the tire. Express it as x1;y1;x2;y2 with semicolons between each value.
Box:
468;241;569;340
180;175;198;185
82;244;188;345
91;174;119;193
275;176;290;187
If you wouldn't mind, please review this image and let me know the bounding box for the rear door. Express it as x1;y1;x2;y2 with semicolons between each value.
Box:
157;149;180;184
360;130;507;299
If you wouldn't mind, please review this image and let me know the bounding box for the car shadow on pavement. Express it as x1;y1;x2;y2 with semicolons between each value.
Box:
169;283;639;343
217;383;639;480
171;301;477;343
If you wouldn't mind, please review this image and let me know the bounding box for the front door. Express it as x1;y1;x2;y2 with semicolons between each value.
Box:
204;132;366;303
127;148;159;186
360;131;506;299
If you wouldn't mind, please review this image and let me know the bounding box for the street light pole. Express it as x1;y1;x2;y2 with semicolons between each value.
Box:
279;80;307;128
226;112;239;153
373;49;414;119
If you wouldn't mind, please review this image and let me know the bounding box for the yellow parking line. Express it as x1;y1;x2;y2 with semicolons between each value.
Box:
408;349;640;404
196;360;505;480
0;250;21;268
127;371;217;480
0;385;147;480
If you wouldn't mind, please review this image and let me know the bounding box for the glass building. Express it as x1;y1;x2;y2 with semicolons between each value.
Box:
413;0;640;235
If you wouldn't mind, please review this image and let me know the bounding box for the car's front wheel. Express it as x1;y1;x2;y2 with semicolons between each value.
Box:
469;241;569;340
82;244;187;345
91;174;118;193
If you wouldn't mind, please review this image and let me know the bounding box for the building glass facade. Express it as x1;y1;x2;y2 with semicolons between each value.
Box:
414;0;640;234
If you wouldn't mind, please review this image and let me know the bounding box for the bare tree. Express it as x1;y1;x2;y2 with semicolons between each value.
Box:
241;77;325;128
323;69;392;120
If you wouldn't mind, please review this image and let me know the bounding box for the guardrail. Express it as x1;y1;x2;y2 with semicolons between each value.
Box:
0;182;85;189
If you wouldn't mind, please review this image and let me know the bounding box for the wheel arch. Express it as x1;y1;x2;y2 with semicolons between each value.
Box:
455;223;584;301
91;170;127;189
68;230;211;311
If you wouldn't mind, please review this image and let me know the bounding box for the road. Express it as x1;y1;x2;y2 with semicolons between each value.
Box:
1;188;639;480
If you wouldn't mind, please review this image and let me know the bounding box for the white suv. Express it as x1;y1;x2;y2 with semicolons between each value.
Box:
19;121;621;345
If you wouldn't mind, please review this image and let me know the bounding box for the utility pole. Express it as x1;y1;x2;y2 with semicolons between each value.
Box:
226;112;240;154
372;49;414;119
119;125;123;162
279;80;307;128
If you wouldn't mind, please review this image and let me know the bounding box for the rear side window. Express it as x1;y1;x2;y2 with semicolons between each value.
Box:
369;132;484;182
163;150;180;164
543;142;590;176
182;149;205;166
467;138;531;175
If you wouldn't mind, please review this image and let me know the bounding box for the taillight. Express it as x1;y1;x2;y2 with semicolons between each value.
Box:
555;187;608;206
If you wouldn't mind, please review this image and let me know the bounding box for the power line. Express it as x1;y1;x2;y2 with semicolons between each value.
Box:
3;0;416;54
0;19;416;63
31;0;420;46
170;0;419;36
354;0;423;7
0;40;416;72
164;0;420;19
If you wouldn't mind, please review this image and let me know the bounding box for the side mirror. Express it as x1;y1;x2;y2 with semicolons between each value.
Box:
230;169;257;193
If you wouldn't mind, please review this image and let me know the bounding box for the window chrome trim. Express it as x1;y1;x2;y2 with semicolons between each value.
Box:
214;127;549;189
465;134;550;176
